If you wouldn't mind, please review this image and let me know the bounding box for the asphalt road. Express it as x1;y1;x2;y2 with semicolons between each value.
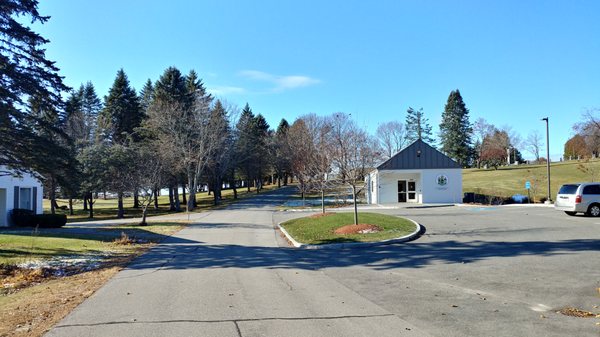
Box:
46;188;600;337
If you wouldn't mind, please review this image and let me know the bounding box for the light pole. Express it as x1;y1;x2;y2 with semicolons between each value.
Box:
542;117;552;203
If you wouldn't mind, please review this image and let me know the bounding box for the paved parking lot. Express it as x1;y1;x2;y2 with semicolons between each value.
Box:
273;205;600;337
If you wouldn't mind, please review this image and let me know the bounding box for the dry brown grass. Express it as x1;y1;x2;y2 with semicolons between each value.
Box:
0;252;144;337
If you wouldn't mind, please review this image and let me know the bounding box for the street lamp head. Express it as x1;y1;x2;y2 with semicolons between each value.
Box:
541;117;548;122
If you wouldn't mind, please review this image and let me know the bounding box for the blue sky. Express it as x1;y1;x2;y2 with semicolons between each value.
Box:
35;0;600;159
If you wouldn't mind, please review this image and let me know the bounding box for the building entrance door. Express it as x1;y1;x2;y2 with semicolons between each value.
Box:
398;180;417;203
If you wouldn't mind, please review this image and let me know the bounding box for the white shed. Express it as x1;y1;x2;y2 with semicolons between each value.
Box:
366;139;462;204
0;167;43;227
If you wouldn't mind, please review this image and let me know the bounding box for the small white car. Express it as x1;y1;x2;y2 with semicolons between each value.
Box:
555;183;600;216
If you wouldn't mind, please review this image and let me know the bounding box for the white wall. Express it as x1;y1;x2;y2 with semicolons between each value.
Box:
0;168;43;226
376;170;422;204
421;169;462;203
370;168;462;204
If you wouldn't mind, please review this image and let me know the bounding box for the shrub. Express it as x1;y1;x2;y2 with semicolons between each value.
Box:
9;209;35;227
9;209;67;228
35;214;67;228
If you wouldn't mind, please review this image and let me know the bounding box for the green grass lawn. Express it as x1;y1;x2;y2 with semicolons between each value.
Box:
0;222;183;265
463;159;600;201
44;184;280;222
280;212;417;245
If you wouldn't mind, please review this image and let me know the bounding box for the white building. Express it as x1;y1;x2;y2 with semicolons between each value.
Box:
0;168;43;226
366;139;463;204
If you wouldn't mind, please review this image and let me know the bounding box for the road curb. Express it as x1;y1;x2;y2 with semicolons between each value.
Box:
277;217;423;250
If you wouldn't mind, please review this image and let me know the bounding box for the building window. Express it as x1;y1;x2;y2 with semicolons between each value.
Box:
19;187;32;210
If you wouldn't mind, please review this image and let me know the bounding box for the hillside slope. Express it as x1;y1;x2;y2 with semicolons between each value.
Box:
463;159;600;201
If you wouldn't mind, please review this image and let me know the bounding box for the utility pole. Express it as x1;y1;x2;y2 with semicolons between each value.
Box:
542;117;552;203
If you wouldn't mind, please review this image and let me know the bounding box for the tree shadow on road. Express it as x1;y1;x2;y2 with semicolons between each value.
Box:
126;232;600;271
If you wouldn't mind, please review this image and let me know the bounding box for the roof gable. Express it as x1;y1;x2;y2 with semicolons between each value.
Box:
377;139;461;170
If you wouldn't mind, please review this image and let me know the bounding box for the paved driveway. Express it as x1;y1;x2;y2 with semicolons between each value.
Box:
276;205;599;337
46;189;600;337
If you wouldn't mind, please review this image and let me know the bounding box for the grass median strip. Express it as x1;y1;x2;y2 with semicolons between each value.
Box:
280;212;417;245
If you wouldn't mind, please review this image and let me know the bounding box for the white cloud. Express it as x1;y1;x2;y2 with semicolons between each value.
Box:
207;86;246;95
239;70;320;91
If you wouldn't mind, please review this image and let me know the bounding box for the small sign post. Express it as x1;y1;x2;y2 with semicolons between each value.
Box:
525;181;531;203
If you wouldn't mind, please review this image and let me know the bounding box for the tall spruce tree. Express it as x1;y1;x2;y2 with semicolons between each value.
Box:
81;82;102;142
154;67;187;106
206;99;233;205
139;79;154;115
253;114;271;192
149;67;189;211
235;104;257;191
97;69;142;144
405;107;434;145
439;89;473;166
0;0;69;171
273;119;291;187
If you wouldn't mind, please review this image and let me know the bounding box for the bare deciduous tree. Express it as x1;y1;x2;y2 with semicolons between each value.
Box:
145;96;220;212
376;121;406;159
330;113;382;225
472;118;494;168
525;130;543;162
288;118;314;205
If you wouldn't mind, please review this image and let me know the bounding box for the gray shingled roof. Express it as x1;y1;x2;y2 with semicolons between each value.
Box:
377;139;461;170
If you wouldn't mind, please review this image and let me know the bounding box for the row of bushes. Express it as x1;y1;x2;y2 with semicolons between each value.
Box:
9;209;67;228
463;192;548;205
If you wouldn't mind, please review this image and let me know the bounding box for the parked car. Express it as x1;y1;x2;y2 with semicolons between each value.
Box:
555;183;600;216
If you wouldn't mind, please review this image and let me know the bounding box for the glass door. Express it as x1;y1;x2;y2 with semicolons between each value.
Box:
397;180;407;202
408;181;417;201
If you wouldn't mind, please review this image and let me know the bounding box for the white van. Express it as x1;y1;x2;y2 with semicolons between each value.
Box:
555;183;600;216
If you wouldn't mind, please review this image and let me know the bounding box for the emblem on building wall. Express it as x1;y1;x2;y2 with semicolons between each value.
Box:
436;174;448;186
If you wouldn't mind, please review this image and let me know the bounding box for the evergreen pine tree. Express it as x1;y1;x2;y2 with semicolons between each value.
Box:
154;67;187;106
253;114;271;192
97;69;142;144
405;107;434;145
139;79;154;115
185;70;212;108
439;89;474;167
0;0;69;170
235;104;257;191
81;82;102;143
273;119;291;187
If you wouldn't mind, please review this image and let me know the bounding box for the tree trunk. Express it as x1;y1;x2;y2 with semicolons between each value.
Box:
247;179;251;192
88;193;94;218
277;176;281;188
182;183;187;205
83;197;88;211
140;205;148;226
168;186;175;211
133;190;140;208
68;197;74;216
352;185;359;225
174;186;181;212
321;189;325;214
284;174;288;186
232;180;238;199
103;191;106;200
48;176;57;214
213;179;219;206
117;192;124;218
153;187;159;210
187;175;195;212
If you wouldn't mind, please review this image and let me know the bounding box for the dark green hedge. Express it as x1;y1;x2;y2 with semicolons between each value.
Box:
10;209;67;228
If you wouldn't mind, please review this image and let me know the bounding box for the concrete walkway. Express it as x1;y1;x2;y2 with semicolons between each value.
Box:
46;187;429;337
